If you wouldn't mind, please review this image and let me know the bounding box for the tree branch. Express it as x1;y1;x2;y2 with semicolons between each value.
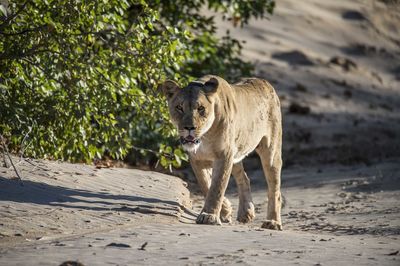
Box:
0;47;62;61
131;145;175;160
0;24;47;36
0;1;30;30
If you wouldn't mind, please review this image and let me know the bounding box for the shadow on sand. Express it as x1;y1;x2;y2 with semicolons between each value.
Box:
0;176;190;218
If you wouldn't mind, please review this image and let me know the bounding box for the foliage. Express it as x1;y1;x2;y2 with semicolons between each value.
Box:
0;0;274;168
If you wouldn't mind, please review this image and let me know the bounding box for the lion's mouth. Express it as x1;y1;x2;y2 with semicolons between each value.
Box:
180;136;201;145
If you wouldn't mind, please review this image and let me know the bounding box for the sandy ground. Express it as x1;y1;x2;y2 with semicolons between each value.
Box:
1;159;399;265
0;158;193;248
1;0;400;265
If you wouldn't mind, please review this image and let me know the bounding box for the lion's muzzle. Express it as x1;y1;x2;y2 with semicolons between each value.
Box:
180;136;201;145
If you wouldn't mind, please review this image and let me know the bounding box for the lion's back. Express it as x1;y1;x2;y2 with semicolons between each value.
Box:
232;78;281;117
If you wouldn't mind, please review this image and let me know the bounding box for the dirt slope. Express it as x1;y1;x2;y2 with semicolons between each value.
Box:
215;0;400;166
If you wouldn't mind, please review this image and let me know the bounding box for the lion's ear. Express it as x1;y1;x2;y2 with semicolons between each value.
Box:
203;77;219;94
160;80;180;99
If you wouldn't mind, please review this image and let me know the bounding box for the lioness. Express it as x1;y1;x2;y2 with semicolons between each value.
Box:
161;75;283;230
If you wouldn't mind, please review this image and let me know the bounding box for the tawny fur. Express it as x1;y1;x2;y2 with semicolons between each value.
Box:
161;75;283;230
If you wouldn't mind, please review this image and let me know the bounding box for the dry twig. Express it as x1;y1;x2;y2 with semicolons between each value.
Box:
0;134;24;186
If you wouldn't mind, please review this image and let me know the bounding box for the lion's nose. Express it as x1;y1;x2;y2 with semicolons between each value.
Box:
184;126;196;131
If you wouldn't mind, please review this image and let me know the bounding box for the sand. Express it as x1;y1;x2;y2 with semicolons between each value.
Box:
1;0;400;265
0;158;193;248
1;159;399;265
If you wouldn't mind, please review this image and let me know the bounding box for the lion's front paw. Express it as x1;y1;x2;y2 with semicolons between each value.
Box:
196;212;221;225
237;202;255;223
261;220;282;231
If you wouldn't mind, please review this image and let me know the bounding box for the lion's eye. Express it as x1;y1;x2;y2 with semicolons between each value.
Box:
176;105;183;113
198;106;205;115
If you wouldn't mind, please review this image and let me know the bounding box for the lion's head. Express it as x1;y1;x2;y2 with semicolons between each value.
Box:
161;77;219;153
